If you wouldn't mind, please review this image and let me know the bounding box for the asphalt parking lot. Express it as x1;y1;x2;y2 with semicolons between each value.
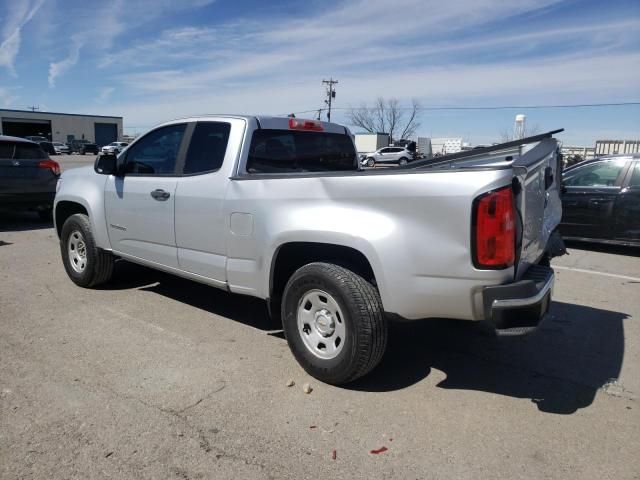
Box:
1;156;639;479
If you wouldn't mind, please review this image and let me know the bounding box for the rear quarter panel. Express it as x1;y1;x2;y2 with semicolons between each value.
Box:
224;168;515;320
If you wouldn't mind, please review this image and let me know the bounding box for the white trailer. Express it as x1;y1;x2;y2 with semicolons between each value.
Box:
354;133;389;154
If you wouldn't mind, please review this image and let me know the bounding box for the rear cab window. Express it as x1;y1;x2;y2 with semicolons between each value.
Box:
246;129;357;174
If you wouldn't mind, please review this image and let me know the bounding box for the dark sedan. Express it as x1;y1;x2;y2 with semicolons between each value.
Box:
0;135;60;220
560;154;640;246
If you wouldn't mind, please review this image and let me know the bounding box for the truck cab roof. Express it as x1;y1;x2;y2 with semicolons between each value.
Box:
153;115;351;136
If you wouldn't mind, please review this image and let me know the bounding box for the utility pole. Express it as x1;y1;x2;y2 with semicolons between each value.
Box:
27;105;40;112
322;78;338;122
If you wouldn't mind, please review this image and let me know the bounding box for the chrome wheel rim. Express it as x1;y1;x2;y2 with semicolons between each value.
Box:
297;289;346;360
67;230;87;273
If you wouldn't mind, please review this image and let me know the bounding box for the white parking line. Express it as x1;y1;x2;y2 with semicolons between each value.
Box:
553;265;640;282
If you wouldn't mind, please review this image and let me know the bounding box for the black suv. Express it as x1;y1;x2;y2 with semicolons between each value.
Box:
69;139;99;155
0;135;60;220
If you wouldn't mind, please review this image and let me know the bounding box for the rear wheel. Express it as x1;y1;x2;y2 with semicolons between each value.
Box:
281;262;387;385
60;214;114;287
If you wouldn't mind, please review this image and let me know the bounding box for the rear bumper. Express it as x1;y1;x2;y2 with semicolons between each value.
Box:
482;264;554;335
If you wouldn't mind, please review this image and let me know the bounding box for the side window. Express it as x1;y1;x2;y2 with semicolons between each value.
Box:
0;142;15;158
124;124;186;175
183;122;231;174
380;148;391;153
629;163;640;187
565;160;626;187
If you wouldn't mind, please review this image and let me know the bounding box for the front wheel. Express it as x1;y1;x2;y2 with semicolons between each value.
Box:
366;157;375;167
60;214;114;287
399;157;408;165
281;262;387;385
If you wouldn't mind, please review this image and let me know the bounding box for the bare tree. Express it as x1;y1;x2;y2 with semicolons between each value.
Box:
347;97;421;142
500;123;540;142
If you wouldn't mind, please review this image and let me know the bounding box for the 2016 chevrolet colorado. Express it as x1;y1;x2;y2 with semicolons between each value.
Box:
54;116;565;384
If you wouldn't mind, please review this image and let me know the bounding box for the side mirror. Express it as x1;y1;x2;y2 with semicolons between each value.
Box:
94;154;119;175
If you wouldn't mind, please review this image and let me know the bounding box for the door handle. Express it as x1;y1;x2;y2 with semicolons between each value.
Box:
150;189;171;201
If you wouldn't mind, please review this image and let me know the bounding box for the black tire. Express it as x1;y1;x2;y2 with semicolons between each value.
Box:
399;157;408;165
281;262;387;385
60;213;114;287
366;157;375;167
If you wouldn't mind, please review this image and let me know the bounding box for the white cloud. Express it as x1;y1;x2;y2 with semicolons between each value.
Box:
0;87;19;107
46;0;217;86
107;0;639;104
0;0;45;75
48;37;82;87
96;86;115;103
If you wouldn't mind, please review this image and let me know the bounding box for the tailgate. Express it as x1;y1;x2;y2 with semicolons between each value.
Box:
512;138;563;279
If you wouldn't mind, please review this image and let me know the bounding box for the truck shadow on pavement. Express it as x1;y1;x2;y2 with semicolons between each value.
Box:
0;210;53;232
349;301;628;415
106;261;277;330
107;261;627;415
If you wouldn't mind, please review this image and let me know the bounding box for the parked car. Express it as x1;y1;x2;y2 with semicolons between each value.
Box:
24;135;49;142
101;141;128;155
361;146;414;167
560;154;640;246
68;139;99;155
52;142;70;155
38;141;57;156
0;135;60;220
54;116;564;384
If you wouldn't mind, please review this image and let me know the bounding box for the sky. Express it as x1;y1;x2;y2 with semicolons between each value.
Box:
0;0;639;145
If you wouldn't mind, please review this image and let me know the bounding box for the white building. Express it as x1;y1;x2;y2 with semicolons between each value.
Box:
0;108;123;147
431;137;463;155
595;139;640;156
354;132;389;153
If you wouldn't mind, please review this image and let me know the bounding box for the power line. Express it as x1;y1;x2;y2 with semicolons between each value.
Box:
280;101;640;117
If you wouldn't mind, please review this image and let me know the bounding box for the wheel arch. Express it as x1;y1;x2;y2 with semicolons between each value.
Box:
268;241;379;319
54;201;88;238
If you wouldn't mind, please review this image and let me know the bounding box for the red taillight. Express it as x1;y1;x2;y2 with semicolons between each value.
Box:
473;186;515;269
289;118;323;131
38;159;61;176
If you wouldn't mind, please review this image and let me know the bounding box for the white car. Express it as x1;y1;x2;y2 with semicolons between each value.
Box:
362;146;413;167
52;142;70;155
101;142;128;155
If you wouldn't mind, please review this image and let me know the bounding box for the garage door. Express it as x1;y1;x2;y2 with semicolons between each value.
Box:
94;123;118;147
1;118;52;139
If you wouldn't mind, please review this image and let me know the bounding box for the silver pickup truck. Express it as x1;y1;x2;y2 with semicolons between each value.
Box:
54;116;565;384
